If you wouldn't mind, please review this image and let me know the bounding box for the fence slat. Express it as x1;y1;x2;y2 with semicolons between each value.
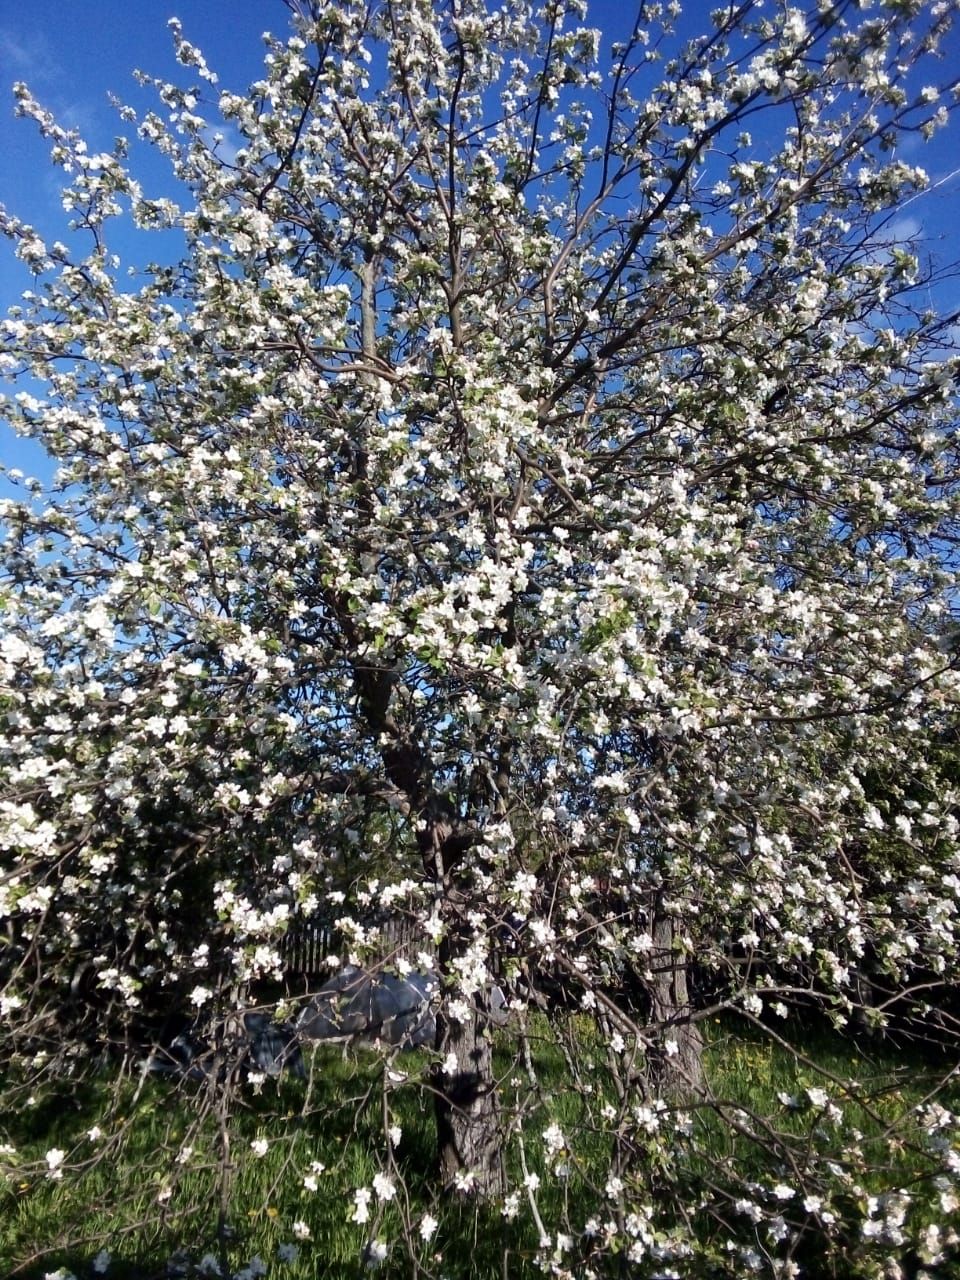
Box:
281;916;434;982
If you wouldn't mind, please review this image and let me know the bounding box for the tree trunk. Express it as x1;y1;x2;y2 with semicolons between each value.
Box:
647;907;704;1096
434;983;504;1198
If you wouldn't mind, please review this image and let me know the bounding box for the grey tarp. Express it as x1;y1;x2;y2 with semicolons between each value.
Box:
296;965;437;1048
146;1011;305;1079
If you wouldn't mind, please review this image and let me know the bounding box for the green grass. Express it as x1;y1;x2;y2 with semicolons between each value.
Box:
1;1039;566;1280
2;1021;957;1279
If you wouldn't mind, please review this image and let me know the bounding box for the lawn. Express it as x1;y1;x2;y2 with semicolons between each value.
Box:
2;1018;957;1279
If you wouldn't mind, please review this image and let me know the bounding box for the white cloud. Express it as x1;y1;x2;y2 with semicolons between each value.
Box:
884;215;923;245
0;28;61;83
200;123;242;166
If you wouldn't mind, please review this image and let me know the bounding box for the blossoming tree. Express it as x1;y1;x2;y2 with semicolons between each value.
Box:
2;0;960;1274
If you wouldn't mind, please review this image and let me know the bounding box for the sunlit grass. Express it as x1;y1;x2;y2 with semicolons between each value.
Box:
2;1042;556;1279
2;1020;956;1278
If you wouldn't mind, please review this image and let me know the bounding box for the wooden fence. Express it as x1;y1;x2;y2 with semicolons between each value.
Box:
281;915;434;984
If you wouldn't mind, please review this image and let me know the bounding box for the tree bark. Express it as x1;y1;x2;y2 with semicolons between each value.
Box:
433;969;504;1198
646;906;704;1096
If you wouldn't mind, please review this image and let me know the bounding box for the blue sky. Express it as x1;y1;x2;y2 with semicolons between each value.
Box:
0;2;299;490
2;1;959;492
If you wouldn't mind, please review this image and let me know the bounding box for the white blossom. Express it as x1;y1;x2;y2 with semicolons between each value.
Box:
352;1187;372;1224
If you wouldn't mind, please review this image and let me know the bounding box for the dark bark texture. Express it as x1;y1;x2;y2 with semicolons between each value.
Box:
647;909;705;1096
433;987;505;1199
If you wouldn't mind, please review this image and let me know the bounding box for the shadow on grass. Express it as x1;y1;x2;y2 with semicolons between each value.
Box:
4;1019;958;1278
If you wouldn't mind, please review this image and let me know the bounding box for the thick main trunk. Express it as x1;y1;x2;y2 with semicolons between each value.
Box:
647;909;704;1096
434;992;504;1199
